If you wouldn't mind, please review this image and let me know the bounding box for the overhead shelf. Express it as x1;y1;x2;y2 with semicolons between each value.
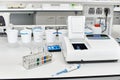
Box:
0;9;83;12
0;2;83;12
0;0;120;12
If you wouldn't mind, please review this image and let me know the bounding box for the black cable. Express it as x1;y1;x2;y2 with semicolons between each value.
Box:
102;8;109;33
75;11;78;16
102;15;107;33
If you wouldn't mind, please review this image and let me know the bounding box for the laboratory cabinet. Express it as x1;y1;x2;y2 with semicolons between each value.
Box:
10;12;34;25
9;11;82;25
35;12;81;25
113;11;120;25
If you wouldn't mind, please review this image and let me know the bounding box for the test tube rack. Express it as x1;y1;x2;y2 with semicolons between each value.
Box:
23;53;52;69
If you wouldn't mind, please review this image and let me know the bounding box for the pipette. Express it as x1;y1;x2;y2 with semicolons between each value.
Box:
52;64;80;76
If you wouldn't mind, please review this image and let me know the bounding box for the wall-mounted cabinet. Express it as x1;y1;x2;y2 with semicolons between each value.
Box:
10;12;34;25
35;12;82;25
9;11;82;25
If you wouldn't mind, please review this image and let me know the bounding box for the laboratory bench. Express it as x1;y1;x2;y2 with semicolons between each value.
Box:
0;0;120;79
0;37;120;80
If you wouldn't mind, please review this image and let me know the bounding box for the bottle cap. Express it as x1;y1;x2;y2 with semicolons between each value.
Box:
94;24;100;27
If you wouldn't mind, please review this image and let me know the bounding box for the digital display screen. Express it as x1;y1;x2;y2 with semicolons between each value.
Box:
72;43;88;50
86;34;110;39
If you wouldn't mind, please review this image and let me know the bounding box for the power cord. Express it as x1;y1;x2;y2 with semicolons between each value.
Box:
102;8;110;33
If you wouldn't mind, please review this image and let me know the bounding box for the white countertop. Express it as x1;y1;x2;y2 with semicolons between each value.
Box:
0;37;120;79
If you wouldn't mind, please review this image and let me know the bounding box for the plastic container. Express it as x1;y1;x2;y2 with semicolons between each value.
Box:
45;30;56;43
93;24;102;34
6;29;18;43
59;30;67;41
20;29;32;43
33;27;43;43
